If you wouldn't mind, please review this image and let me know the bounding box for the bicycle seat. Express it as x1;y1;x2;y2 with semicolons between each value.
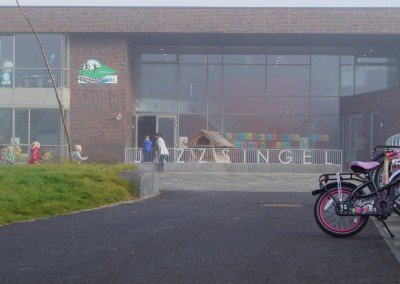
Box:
350;161;380;174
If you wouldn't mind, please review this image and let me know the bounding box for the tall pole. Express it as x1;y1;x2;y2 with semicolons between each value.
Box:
16;0;72;161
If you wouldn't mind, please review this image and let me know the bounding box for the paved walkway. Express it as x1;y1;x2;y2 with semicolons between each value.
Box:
158;172;320;192
158;172;400;256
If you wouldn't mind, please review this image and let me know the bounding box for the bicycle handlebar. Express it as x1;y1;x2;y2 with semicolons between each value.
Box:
385;150;400;158
373;144;400;152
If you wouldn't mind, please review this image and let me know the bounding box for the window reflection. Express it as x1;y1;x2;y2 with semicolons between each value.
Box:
134;45;399;150
223;65;266;96
340;65;354;96
137;64;178;99
179;65;207;114
0;35;14;88
30;109;61;145
227;115;266;133
311;55;339;96
266;97;309;115
179;114;207;140
223;97;266;114
267;65;310;96
0;108;12;145
355;65;398;94
15;109;29;145
310;97;339;115
0;33;66;88
15;69;61;88
267;55;310;65
309;116;340;149
15;34;62;68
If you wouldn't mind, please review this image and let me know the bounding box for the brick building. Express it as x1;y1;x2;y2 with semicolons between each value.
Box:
0;6;400;164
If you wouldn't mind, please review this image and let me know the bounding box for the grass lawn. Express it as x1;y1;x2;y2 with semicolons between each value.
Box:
0;163;138;225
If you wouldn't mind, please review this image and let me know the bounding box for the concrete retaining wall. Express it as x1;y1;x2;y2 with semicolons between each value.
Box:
136;163;341;174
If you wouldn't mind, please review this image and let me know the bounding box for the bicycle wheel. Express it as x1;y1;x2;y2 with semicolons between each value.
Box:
314;183;369;238
370;152;385;187
387;174;400;215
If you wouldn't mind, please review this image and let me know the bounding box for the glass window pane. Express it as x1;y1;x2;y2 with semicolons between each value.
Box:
225;115;266;148
309;116;340;149
340;65;354;96
310;97;339;115
223;97;266;114
0;108;12;145
267;55;310;65
341;55;354;65
208;65;222;106
138;46;177;63
179;46;207;64
0;35;14;87
179;65;207;114
179;114;207;140
311;55;339;96
226;115;266;133
355;66;398;94
223;65;266;97
267;65;310;96
266;115;308;149
0;35;13;64
15;68;61;88
208;47;223;64
223;47;266;64
15;109;29;145
137;64;178;99
15;34;62;68
266;97;309;115
30;109;60;145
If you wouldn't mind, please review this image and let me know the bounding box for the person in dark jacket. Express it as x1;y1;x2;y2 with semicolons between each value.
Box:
143;135;153;163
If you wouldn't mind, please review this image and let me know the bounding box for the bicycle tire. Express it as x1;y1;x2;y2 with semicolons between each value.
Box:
371;153;400;216
386;173;400;216
370;152;385;187
314;182;369;238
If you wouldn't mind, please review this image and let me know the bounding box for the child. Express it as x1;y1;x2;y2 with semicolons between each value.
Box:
28;141;42;165
143;135;153;163
72;144;88;164
5;146;15;164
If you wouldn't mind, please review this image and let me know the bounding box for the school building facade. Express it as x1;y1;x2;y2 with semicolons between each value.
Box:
0;6;400;165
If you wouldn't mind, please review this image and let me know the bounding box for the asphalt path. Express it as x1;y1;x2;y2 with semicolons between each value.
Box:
1;174;400;283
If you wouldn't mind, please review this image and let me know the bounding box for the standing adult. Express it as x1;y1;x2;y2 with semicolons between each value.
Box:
28;141;42;165
155;133;169;171
142;135;153;163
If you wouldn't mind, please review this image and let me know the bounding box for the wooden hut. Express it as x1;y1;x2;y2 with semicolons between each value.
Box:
185;130;235;163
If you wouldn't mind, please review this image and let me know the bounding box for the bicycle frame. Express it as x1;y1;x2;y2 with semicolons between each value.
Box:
315;171;400;217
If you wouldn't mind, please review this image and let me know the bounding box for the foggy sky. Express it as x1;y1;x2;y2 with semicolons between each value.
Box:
2;0;400;7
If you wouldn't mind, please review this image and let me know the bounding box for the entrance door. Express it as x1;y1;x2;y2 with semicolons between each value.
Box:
157;116;176;148
137;115;176;148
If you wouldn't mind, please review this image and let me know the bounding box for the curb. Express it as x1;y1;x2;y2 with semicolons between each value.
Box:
373;214;400;263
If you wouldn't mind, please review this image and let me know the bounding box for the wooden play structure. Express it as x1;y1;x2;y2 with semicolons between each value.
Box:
185;130;235;163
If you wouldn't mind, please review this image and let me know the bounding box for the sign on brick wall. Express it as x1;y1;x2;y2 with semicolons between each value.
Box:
78;59;117;84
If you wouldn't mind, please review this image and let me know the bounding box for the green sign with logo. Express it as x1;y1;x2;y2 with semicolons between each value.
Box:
78;59;117;84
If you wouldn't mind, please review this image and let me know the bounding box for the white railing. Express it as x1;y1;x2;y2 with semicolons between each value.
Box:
125;147;342;167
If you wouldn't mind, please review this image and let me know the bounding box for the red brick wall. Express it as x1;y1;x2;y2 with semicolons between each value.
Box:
2;7;400;34
69;34;134;163
341;89;400;161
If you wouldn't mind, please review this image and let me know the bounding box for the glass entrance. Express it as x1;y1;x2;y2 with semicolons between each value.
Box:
137;115;176;148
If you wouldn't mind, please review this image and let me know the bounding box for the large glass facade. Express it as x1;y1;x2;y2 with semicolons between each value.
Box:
0;108;66;160
0;33;69;160
134;45;399;150
0;33;68;88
